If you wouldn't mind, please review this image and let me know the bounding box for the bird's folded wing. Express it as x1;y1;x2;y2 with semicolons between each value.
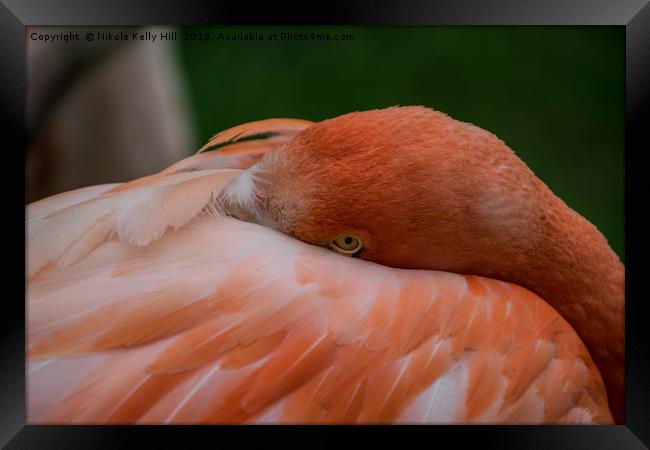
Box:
27;170;612;424
27;169;242;279
27;118;313;280
159;117;314;175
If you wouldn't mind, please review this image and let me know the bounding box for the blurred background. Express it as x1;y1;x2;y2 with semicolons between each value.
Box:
27;26;624;260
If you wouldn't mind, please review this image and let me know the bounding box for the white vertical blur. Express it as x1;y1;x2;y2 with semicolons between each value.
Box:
27;26;196;203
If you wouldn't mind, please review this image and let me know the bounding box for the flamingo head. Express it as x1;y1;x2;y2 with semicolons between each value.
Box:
224;106;551;275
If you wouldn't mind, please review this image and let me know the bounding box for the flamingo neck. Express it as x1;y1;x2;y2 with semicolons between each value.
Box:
507;197;625;423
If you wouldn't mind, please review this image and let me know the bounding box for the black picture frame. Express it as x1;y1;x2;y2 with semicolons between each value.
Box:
2;1;649;448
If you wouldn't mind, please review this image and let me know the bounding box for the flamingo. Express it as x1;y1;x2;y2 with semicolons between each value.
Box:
26;106;624;424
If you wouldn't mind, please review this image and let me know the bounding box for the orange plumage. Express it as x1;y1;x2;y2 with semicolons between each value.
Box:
26;106;623;424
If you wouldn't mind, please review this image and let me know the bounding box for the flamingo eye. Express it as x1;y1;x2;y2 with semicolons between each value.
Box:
329;235;362;256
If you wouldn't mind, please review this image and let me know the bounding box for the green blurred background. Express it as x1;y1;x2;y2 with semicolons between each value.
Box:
175;26;624;260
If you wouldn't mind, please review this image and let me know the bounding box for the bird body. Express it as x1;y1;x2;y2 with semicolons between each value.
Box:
26;107;623;424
